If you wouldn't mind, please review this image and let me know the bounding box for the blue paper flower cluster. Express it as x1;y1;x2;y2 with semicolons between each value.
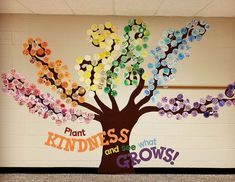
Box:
147;20;210;102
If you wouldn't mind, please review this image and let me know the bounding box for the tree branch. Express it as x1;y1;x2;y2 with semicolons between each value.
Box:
1;70;96;124
94;114;102;122
138;106;159;117
104;19;148;98
108;93;119;111
136;92;154;109
40;75;102;115
80;102;103;115
138;94;234;119
127;77;145;105
23;39;103;115
94;94;110;112
138;81;235;119
137;21;209;109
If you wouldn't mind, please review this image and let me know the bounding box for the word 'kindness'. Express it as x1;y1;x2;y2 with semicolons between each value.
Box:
45;128;129;152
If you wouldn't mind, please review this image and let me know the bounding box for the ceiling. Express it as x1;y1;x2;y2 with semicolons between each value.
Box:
0;0;235;17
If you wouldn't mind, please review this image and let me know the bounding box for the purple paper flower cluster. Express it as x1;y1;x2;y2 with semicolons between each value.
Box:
1;69;95;125
156;84;235;120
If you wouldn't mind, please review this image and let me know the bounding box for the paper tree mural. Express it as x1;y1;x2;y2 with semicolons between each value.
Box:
1;18;235;173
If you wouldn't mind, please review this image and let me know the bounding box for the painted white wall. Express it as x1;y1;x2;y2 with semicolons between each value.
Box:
0;14;234;168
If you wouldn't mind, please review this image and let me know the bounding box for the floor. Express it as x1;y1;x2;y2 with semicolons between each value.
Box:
0;174;235;182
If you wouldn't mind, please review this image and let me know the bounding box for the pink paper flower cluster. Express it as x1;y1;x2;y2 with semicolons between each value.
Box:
1;69;95;125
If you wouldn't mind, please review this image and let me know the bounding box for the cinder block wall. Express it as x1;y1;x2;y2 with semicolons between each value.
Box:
0;14;234;169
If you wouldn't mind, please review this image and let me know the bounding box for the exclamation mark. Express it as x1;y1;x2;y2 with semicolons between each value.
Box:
170;152;179;165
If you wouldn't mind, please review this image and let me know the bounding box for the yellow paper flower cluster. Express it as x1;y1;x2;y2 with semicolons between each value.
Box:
74;22;121;97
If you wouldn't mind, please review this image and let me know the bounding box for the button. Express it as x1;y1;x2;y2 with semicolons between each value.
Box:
159;110;165;116
191;110;198;117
